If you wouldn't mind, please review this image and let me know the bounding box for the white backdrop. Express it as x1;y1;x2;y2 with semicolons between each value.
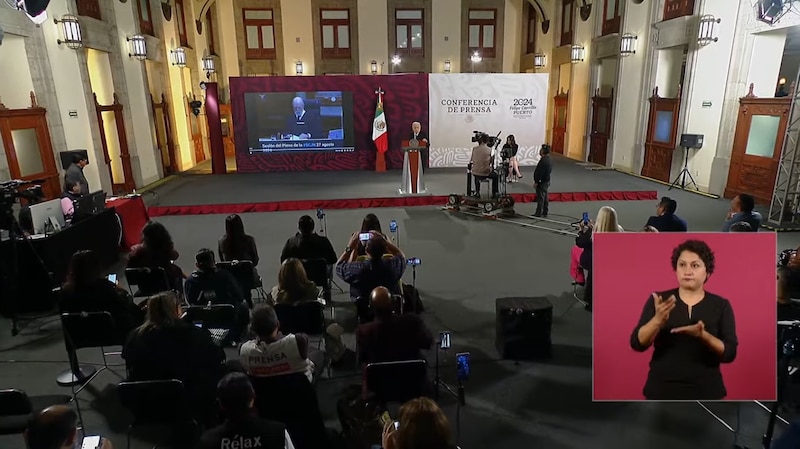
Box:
427;73;549;168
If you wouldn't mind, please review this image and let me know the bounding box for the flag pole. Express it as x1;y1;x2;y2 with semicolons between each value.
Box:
375;87;386;172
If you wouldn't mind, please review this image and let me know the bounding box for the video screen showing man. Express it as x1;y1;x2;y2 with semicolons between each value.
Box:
285;96;323;140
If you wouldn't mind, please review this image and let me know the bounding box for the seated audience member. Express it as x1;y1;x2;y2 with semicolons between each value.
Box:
356;287;433;365
127;221;185;293
357;213;388;255
729;221;753;232
778;268;800;321
723;193;762;231
18;188;45;235
219;214;260;265
381;397;454;449
280;215;337;264
197;373;291;449
185;248;249;341
772;420;800;449
218;214;260;307
60;180;83;218
337;232;406;323
644;197;687;232
575;206;623;312
239;304;324;383
122;291;225;426
26;405;113;449
60;250;144;341
643;226;659;233
269;258;319;305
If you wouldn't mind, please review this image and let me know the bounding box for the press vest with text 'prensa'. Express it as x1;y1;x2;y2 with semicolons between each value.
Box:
240;334;312;382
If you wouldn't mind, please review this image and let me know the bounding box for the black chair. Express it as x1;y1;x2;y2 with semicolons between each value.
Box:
302;258;337;317
365;360;429;405
249;373;328;449
117;380;197;449
0;389;72;439
274;301;325;339
217;260;267;303
124;267;170;298
184;304;237;346
57;312;124;431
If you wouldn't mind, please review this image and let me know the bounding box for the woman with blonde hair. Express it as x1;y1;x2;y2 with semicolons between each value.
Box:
382;397;456;449
573;206;624;311
122;291;225;426
268;258;319;304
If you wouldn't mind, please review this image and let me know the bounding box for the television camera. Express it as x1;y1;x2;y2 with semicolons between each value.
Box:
1;179;43;230
471;131;500;148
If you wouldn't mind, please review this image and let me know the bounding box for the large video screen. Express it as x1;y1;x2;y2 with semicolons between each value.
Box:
243;91;355;154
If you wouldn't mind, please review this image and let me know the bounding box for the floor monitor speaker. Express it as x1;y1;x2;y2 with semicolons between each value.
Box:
495;297;553;360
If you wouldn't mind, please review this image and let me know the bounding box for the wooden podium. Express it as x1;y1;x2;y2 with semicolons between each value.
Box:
400;139;428;195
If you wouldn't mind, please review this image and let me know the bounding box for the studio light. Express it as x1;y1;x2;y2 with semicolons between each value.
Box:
172;47;186;67
54;15;82;49
391;54;401;65
370;60;378;74
295;61;303;75
6;0;50;24
470;51;482;63
127;34;146;60
697;15;720;46
534;53;546;68
620;33;637;56
780;77;787;85
755;0;793;25
202;55;215;78
444;59;451;73
570;45;585;63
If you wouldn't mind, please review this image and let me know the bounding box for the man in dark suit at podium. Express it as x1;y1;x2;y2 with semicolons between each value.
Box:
284;97;323;140
410;121;429;169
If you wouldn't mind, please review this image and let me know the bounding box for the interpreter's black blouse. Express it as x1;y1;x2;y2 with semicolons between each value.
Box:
630;289;738;400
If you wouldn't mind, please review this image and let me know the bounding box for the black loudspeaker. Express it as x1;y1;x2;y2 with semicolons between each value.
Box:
679;134;704;150
495;297;553;360
59;150;88;170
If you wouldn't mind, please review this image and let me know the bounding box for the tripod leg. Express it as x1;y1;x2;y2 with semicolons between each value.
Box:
764;356;792;447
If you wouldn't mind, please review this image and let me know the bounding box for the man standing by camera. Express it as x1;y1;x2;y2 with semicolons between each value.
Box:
533;145;552;217
470;134;497;198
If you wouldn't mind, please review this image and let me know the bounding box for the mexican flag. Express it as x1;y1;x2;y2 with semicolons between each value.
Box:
372;91;388;154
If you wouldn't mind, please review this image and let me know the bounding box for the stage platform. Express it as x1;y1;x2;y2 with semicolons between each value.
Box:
148;155;658;217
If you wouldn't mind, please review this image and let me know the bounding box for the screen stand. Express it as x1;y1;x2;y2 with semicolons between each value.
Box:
399;145;430;196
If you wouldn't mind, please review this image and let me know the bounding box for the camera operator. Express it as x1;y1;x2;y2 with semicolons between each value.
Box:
470;133;498;197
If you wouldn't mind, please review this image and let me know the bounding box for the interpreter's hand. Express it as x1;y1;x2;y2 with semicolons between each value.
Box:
382;421;397;449
671;320;705;338
653;293;676;326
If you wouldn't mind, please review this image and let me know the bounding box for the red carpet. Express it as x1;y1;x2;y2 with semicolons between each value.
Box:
148;190;657;217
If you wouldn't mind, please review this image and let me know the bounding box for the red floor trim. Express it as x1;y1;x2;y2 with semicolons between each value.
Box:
148;190;657;217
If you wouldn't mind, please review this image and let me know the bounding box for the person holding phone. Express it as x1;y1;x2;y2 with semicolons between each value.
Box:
25;405;113;449
574;206;624;311
630;239;738;400
336;232;406;323
60;250;144;341
381;397;454;449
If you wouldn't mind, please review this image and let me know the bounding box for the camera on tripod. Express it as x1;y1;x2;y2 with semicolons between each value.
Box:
471;131;499;147
1;180;43;230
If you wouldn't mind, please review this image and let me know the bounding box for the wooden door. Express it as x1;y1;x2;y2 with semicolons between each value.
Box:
724;85;791;204
642;87;681;182
589;88;613;165
151;94;177;175
552;89;569;155
94;93;135;194
187;96;206;163
0;93;60;199
219;103;236;158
